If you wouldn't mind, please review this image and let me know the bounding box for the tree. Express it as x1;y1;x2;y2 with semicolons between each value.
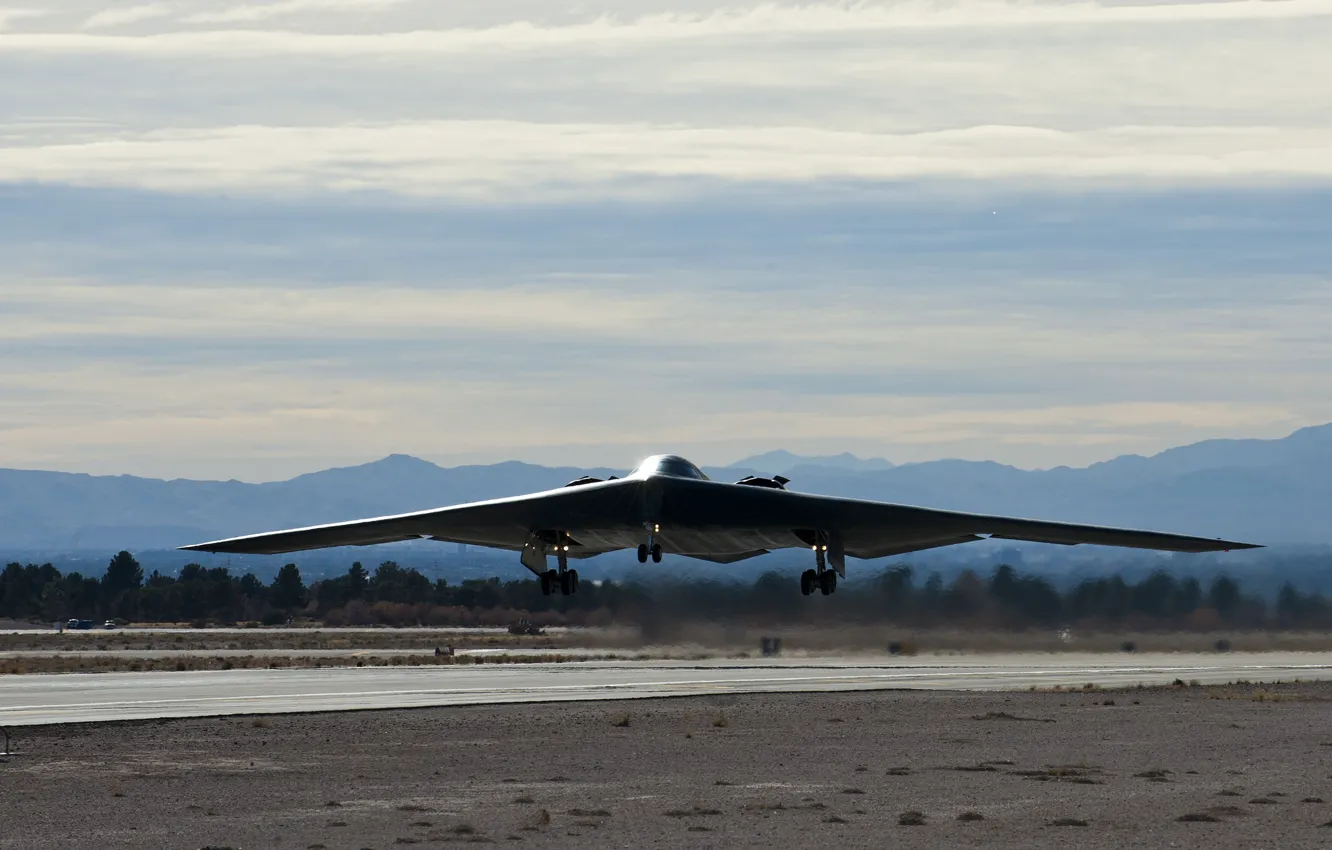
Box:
347;562;369;600
103;551;143;596
370;562;430;604
40;581;68;622
271;564;307;612
240;573;265;599
1209;575;1242;619
1131;571;1178;621
1277;582;1304;625
874;565;915;618
990;564;1018;603
1173;577;1203;619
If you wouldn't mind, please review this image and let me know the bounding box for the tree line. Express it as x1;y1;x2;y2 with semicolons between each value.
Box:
5;552;1332;631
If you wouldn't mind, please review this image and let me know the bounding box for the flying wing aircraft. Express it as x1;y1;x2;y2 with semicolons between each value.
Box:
182;454;1260;597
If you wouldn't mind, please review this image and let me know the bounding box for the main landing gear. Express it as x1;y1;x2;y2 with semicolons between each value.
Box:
637;522;663;563
539;538;580;596
800;540;837;596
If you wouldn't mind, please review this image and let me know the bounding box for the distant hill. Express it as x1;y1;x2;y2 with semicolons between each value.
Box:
729;450;895;474
2;424;1330;552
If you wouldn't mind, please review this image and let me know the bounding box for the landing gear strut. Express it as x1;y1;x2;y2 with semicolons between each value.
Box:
637;522;663;563
800;536;837;596
538;535;579;596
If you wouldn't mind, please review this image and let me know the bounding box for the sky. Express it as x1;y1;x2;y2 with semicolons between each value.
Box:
2;0;1331;482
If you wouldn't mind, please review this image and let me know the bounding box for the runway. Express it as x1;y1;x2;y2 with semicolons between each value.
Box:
3;652;1330;726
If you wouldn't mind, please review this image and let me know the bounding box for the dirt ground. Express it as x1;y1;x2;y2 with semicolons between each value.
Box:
0;630;571;654
10;626;1332;660
6;683;1332;849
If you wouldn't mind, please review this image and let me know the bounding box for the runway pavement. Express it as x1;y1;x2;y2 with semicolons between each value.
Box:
3;652;1331;726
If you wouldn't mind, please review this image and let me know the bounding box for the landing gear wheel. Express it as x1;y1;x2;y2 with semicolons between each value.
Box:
820;570;837;596
637;544;649;564
800;569;816;596
651;543;663;563
540;570;555;596
559;570;573;595
568;569;579;594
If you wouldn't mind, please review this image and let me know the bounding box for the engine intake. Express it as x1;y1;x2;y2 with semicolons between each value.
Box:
735;475;790;490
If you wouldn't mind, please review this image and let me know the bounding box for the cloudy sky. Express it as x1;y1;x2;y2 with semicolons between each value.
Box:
2;0;1330;481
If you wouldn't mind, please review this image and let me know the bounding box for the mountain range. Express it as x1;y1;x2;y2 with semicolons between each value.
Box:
3;424;1331;554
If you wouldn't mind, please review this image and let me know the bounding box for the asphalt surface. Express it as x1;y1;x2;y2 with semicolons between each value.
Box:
4;651;1331;726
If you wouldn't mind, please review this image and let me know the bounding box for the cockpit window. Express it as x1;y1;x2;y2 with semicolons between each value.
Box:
635;455;709;480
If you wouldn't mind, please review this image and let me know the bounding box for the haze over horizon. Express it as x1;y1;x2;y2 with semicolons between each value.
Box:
3;421;1329;485
4;0;1331;482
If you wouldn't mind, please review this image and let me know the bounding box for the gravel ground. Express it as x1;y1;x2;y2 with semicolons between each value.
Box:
5;683;1332;849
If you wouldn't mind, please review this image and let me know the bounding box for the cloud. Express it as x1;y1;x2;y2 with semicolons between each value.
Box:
0;6;47;30
181;0;411;25
4;262;1329;479
3;0;1328;197
83;4;176;29
3;121;1330;198
2;0;1330;477
10;0;1332;54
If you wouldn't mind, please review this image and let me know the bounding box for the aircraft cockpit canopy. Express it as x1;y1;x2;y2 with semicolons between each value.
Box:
635;455;709;480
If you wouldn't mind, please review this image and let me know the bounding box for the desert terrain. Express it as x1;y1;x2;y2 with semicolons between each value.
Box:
5;681;1332;849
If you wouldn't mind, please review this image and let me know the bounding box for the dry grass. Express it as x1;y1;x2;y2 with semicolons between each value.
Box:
898;810;926;826
579;624;1332;655
14;624;1332;664
1205;683;1321;702
0;651;604;676
0;628;577;653
664;806;723;818
1049;817;1089;827
973;711;1052;723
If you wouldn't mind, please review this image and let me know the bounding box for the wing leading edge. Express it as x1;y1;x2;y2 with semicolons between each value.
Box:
179;477;642;556
833;504;1261;558
180;464;1261;562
